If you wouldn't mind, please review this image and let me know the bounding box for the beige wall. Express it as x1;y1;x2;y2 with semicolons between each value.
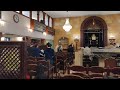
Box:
0;11;54;40
53;14;120;48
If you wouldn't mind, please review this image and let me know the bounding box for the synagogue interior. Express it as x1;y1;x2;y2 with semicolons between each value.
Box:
0;11;120;79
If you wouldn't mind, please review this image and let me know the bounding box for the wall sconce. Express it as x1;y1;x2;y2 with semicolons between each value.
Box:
17;37;23;41
43;31;47;36
109;35;115;45
1;37;5;41
109;38;115;45
28;28;33;32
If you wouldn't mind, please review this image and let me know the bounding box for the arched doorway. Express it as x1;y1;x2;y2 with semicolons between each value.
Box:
80;16;108;47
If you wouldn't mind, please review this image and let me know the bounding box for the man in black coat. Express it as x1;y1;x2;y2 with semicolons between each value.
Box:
44;42;55;65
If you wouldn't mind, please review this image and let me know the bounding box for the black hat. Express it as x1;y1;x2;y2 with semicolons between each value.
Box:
46;42;52;47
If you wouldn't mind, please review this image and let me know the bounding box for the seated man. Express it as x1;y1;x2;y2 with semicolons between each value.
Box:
44;42;55;65
83;45;92;67
30;42;44;57
83;46;92;56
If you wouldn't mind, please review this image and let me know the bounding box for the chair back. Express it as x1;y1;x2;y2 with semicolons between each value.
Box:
60;75;84;79
104;58;117;68
88;66;104;78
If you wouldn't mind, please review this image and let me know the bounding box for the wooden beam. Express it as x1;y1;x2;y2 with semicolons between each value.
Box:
37;11;39;21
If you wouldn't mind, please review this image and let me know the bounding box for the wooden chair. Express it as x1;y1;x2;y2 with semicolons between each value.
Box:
54;54;61;78
60;74;84;79
27;64;38;79
27;56;37;61
104;58;117;68
68;66;90;79
110;67;120;78
36;57;45;61
56;52;68;74
91;77;103;79
37;60;54;79
88;66;104;78
37;57;55;79
27;57;38;79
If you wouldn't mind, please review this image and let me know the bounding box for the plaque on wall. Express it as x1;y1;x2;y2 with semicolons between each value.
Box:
34;20;46;32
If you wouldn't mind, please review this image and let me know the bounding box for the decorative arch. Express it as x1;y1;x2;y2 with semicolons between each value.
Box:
80;16;108;47
58;37;69;49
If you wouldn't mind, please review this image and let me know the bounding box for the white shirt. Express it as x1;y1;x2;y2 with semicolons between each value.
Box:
83;47;92;56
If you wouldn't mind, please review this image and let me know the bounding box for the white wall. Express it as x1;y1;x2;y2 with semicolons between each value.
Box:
0;11;54;40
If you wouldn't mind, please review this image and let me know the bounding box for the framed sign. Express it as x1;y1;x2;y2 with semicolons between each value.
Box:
34;20;46;32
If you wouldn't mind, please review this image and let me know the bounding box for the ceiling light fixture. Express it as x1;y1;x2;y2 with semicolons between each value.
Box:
63;11;72;32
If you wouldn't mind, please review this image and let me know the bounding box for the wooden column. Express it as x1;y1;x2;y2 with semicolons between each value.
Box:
23;36;31;46
52;18;53;28
0;32;3;41
20;11;22;14
37;11;39;21
48;15;50;27
43;11;45;24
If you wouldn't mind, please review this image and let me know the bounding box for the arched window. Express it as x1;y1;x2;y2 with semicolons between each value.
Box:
22;11;30;17
45;14;48;26
49;17;52;27
32;11;37;20
39;11;43;22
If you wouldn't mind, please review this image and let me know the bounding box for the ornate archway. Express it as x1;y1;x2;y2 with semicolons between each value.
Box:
80;16;108;47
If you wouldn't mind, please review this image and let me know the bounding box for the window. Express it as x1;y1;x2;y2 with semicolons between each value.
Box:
22;11;30;17
39;11;43;21
49;17;52;27
45;14;48;26
32;11;37;20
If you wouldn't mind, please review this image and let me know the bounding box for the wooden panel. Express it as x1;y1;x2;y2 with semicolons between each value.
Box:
30;19;34;30
0;42;27;79
104;58;117;68
0;32;3;41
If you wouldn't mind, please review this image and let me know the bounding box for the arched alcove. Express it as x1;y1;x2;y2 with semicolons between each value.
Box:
58;37;69;49
80;16;108;47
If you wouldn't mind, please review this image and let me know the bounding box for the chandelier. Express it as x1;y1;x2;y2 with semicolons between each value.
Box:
63;11;72;32
63;18;72;32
